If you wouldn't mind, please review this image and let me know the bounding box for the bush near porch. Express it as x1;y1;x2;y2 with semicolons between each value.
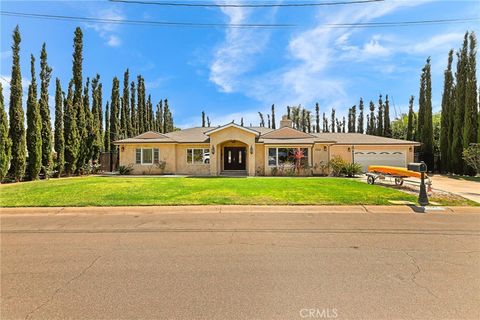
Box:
0;176;475;207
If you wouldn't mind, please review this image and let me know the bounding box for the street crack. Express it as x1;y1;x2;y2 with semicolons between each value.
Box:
24;255;101;320
404;252;439;299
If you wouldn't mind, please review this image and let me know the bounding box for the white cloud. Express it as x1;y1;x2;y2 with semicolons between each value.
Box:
209;5;271;92
86;7;124;47
411;32;465;54
107;35;121;47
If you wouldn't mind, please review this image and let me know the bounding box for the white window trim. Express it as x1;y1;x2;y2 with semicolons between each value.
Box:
267;147;310;167
186;148;210;165
136;148;158;165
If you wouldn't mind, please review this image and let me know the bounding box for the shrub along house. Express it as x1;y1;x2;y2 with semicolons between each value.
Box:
114;116;420;176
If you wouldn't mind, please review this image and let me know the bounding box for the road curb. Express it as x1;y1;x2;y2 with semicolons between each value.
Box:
1;205;478;216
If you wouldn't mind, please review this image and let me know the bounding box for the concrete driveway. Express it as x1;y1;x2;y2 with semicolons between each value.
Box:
430;175;480;203
1;207;479;319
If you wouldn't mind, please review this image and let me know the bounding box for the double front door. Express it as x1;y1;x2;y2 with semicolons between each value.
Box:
224;147;246;170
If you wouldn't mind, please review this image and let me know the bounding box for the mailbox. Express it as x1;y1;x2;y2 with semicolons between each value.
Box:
408;162;427;173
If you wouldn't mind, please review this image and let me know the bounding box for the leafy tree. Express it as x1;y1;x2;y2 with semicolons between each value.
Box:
26;55;42;180
463;32;478;175
54;79;64;176
39;43;53;174
121;69;130;138
0;84;11;180
110;77;120;152
407;96;415;141
64;80;78;174
376;94;384;136
8;26;26;181
391;113;409;140
440;50;454;172
462;144;480;175
383;95;391;137
357;98;364;133
163;99;174;133
271;104;276;129
315;103;320;133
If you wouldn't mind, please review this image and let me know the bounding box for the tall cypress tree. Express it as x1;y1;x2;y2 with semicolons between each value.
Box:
8;26;26;181
452;34;469;174
463;32;478;175
376;95;384;136
64;80;78;175
137;76;145;133
258;112;265;127
91;75;103;161
301;109;306;132
323;113;328;133
351;105;356;133
26;55;42;180
130;81;136;136
330;108;335;133
384;95;391;137
407;95;415;141
147;95;154;131
358;98;364;133
54;79;64;176
366;115;370;135
71;27;86;172
418;58;434;170
271;104;276;129
84;78;95;165
201;111;206;127
38;43;53;174
121;69;130;138
440;50;454;172
156;100;163;132
315;103;320;133
0;84;11;180
368;101;375;135
110;77;120;152
342;117;346;133
104;102;110;152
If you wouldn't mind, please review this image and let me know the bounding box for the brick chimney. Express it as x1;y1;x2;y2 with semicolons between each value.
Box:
280;115;293;128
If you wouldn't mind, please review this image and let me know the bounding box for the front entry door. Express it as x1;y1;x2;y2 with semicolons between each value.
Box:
224;147;246;170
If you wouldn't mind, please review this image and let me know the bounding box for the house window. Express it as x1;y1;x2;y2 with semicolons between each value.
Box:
187;148;210;164
267;147;309;166
135;148;159;165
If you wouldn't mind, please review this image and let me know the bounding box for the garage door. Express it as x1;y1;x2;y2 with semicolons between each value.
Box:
354;150;406;172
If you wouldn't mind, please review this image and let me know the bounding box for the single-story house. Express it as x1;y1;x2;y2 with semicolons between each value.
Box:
114;116;420;176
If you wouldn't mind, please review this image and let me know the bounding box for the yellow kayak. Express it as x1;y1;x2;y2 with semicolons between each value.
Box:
368;165;425;179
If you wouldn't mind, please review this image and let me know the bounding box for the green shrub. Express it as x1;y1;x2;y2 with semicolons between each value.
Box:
328;156;362;177
118;164;133;175
342;162;363;177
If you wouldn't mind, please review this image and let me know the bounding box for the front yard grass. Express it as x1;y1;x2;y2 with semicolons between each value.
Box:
0;176;475;207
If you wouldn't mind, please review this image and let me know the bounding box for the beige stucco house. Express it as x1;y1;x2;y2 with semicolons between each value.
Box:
114;116;420;176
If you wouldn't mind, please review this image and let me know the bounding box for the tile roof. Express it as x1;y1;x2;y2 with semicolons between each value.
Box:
114;125;419;145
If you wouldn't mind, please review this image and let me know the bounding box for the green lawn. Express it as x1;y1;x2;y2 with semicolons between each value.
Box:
0;176;474;207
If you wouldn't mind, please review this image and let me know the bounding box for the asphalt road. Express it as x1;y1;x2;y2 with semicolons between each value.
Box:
1;209;479;319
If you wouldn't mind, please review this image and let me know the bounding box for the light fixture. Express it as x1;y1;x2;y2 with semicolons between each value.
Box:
211;145;215;155
347;147;351;152
121;145;125;152
323;146;327;151
250;145;254;154
409;146;412;152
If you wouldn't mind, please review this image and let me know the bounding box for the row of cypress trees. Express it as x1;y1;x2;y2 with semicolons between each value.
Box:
440;31;478;175
0;25;175;182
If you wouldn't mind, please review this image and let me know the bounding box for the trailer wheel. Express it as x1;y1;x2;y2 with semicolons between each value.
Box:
367;176;375;185
395;178;404;186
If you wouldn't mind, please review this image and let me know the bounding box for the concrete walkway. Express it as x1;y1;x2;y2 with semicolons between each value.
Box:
1;205;479;216
430;175;480;203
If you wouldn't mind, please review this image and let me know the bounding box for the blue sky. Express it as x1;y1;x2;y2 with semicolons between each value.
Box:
1;0;479;128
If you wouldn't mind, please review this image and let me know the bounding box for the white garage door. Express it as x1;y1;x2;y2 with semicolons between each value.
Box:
354;150;406;172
